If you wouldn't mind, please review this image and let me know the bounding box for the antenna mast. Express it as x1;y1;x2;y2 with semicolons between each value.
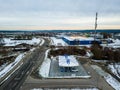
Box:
94;12;98;41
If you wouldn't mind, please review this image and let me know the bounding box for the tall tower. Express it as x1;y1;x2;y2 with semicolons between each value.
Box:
94;12;98;41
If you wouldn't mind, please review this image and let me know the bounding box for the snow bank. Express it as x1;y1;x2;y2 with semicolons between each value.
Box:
0;53;24;78
39;39;45;46
92;60;109;63
0;63;8;71
86;51;93;57
30;48;36;52
91;65;120;90
32;88;99;90
39;58;51;77
39;49;51;77
105;75;120;90
108;63;120;79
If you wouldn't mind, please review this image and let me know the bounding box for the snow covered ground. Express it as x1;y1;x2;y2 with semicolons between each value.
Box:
39;49;51;77
91;65;120;90
108;63;120;79
104;39;120;48
50;37;68;46
39;38;45;46
39;58;51;77
0;63;8;72
91;59;109;63
0;53;24;78
0;53;25;84
86;51;93;57
31;88;99;90
3;38;41;46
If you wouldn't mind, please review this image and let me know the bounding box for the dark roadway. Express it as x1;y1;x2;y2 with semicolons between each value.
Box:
0;38;48;90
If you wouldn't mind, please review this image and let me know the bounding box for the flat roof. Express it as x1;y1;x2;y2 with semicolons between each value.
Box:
63;36;94;41
58;55;79;67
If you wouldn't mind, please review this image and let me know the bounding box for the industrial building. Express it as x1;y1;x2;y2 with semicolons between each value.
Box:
62;36;101;45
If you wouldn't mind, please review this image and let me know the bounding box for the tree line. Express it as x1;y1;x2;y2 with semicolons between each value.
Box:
49;46;86;57
91;43;120;62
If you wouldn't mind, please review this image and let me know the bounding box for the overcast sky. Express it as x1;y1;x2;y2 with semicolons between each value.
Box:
0;0;120;30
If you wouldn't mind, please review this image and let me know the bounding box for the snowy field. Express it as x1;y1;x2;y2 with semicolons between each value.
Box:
108;63;120;79
91;65;120;90
50;37;68;46
31;88;99;90
103;39;120;48
3;38;41;46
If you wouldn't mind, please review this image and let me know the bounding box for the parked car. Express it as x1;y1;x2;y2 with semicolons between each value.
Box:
71;67;78;72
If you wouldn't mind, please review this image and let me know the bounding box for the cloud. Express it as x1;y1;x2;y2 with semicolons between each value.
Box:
0;0;120;14
0;0;120;30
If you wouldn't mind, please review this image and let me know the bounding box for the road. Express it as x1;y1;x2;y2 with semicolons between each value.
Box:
0;38;114;90
0;38;48;90
21;62;114;90
21;50;114;90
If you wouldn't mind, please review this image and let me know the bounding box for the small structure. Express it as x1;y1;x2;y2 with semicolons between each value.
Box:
58;55;79;72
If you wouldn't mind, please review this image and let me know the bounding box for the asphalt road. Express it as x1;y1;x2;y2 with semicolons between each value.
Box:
0;38;48;90
21;65;114;90
21;57;114;90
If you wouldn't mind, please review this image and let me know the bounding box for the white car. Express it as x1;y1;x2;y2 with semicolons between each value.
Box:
71;67;78;72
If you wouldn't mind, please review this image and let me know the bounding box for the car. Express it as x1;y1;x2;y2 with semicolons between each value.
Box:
71;67;78;72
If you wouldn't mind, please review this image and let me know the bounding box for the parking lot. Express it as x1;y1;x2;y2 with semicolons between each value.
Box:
49;59;90;78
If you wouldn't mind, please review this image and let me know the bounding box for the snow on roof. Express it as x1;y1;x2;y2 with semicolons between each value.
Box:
64;36;94;41
58;55;79;67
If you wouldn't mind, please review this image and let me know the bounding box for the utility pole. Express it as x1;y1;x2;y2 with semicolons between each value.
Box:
94;12;98;41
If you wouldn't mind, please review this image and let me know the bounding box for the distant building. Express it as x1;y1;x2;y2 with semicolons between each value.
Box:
90;33;103;39
62;36;101;45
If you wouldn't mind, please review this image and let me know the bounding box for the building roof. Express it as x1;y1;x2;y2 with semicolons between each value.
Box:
58;55;79;67
63;36;94;41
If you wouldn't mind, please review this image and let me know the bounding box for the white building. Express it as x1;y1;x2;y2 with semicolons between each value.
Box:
58;55;79;72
